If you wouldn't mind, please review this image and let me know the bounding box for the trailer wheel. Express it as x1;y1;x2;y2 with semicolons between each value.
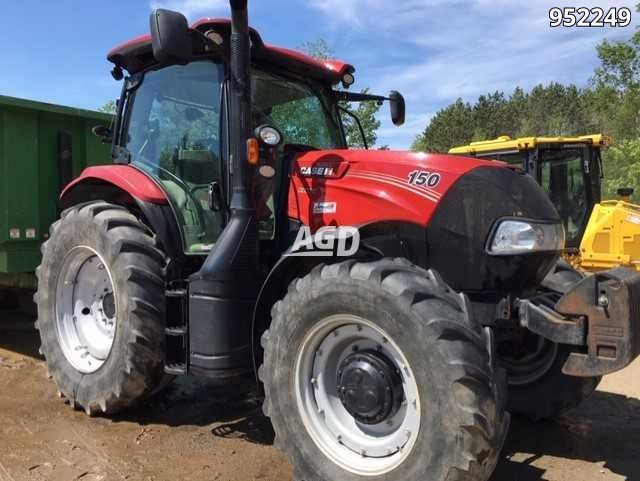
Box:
501;262;601;420
35;202;171;415
260;259;509;481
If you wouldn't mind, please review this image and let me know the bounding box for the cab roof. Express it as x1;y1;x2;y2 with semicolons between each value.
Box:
449;134;610;155
107;18;355;85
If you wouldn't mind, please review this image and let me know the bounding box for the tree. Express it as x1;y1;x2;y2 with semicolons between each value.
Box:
301;39;381;148
412;99;474;152
472;91;516;141
341;89;382;148
601;139;640;199
99;100;117;114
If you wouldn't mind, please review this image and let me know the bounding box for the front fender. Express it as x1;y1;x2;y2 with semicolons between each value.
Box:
250;221;427;373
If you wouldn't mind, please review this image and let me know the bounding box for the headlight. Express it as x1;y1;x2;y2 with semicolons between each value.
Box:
487;219;564;256
255;125;283;147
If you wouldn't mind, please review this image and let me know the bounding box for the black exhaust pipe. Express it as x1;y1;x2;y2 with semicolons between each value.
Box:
228;0;252;207
188;0;259;378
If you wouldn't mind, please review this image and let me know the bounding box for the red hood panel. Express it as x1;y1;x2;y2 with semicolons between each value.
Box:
288;150;506;230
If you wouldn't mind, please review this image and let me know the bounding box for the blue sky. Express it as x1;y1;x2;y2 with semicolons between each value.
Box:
0;0;637;148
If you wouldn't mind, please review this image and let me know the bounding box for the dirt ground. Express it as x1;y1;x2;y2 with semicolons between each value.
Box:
1;305;639;481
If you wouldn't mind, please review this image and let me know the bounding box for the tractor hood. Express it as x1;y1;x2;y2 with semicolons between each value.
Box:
288;149;512;229
288;148;561;294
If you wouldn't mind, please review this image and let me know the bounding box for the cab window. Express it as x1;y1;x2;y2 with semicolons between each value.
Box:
124;61;224;253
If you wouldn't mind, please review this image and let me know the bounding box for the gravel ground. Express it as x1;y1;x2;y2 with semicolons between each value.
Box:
0;307;639;481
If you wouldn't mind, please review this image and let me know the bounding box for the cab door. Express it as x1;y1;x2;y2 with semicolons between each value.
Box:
122;60;226;254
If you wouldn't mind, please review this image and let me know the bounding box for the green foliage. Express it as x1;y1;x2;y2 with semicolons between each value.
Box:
98;100;117;114
411;99;473;152
602;139;640;200
341;89;382;148
301;39;381;148
412;83;599;153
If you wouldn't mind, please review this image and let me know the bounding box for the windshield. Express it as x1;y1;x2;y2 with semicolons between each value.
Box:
251;69;345;149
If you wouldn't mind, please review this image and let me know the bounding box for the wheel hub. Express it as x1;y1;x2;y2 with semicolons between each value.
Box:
295;316;421;475
337;350;403;425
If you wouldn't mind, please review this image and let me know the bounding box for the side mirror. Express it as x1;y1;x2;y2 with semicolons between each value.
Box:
389;91;406;126
150;9;192;65
92;125;112;144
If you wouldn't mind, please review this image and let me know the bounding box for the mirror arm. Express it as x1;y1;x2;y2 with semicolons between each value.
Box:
339;106;369;150
335;91;388;103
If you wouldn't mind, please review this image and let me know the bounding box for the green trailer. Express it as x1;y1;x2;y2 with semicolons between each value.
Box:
0;95;112;290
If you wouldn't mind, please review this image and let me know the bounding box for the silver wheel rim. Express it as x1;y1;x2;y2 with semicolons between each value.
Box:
294;315;421;476
55;246;117;374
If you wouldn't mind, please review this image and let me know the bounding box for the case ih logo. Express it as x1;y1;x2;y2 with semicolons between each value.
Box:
299;166;336;177
287;226;360;257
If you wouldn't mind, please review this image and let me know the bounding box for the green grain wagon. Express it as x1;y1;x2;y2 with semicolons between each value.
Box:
0;95;112;290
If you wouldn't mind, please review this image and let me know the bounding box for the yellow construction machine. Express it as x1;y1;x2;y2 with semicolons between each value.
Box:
450;134;640;272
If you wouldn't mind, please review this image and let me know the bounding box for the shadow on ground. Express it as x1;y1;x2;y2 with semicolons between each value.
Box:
493;390;640;481
0;292;41;360
112;377;275;445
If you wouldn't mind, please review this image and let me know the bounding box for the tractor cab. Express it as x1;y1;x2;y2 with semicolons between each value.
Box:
103;18;403;258
107;21;352;256
450;134;608;248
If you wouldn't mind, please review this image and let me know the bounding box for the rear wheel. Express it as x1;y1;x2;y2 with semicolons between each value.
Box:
260;259;509;481
35;202;172;415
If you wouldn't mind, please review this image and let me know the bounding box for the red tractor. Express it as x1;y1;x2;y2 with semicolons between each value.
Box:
35;2;640;480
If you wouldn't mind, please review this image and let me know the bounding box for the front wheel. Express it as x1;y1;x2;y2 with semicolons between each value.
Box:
260;259;509;481
499;333;600;420
501;262;600;420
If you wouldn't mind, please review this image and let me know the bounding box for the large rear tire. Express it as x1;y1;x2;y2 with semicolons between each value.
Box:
35;202;172;415
260;259;509;481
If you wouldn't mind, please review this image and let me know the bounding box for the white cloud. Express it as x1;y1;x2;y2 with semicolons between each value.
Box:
311;0;638;148
149;0;226;20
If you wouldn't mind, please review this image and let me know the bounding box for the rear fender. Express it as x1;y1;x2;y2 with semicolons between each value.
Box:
60;165;183;259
